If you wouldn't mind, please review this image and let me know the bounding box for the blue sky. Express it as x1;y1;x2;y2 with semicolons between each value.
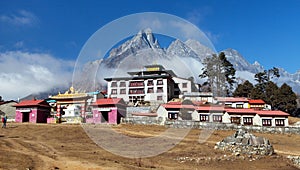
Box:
0;0;300;99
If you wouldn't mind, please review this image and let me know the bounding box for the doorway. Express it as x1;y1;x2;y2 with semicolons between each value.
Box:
22;112;29;122
101;111;109;123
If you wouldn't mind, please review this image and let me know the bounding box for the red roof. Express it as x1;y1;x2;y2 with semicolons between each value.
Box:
256;110;289;116
216;97;249;102
14;99;50;107
225;108;257;114
249;99;265;104
92;98;124;106
196;105;225;111
161;104;195;109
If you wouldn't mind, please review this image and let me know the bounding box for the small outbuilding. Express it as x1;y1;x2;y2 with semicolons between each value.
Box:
89;98;127;124
14;99;50;123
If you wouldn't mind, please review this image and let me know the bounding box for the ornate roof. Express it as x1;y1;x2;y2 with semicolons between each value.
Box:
50;87;89;99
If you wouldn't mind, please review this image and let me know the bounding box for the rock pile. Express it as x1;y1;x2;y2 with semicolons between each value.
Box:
287;156;300;168
215;129;274;156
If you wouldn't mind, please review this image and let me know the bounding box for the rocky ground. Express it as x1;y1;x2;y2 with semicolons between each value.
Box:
0;123;299;170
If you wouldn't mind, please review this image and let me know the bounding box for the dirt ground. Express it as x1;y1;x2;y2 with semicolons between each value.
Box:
0;123;299;170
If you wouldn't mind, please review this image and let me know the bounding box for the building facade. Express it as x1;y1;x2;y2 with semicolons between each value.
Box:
105;65;196;104
89;98;127;124
157;101;289;127
14;99;50;123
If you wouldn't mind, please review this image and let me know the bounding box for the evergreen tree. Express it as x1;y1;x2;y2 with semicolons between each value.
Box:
250;86;265;100
200;52;236;97
264;81;279;107
251;67;281;106
233;80;254;98
276;83;297;114
254;67;280;93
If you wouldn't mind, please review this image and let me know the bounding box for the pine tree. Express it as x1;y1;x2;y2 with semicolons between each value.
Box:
250;86;265;100
251;67;281;107
200;52;236;97
264;81;279;107
220;52;236;96
276;83;297;114
233;80;254;97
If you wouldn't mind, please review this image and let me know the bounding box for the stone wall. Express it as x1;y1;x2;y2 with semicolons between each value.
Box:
126;107;151;117
121;116;163;125
121;119;300;135
164;120;300;134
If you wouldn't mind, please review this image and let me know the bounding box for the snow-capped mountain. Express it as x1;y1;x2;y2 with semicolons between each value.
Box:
76;28;300;94
103;28;164;68
221;48;264;73
184;39;215;62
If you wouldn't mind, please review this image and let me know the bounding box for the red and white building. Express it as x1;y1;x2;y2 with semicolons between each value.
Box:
105;65;197;104
157;100;289;127
89;98;127;124
14;99;51;123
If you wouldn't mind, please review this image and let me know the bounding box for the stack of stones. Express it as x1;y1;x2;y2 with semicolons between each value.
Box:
215;129;274;156
287;156;300;168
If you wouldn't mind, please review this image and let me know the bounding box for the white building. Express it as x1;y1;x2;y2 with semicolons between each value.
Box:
216;97;249;108
157;102;289;127
105;65;197;104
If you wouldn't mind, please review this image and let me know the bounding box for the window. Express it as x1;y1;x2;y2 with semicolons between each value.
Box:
147;88;154;93
225;104;232;108
129;81;144;87
243;117;253;125
157;96;163;101
120;82;126;87
201;97;208;102
129;96;144;103
231;117;241;124
262;119;272;126
236;104;243;108
147;80;154;86
182;83;187;88
157;87;163;93
111;89;117;94
157;79;163;85
200;114;209;122
120;89;126;94
129;89;144;94
168;112;178;120
275;119;285;126
213;115;222;122
111;82;117;87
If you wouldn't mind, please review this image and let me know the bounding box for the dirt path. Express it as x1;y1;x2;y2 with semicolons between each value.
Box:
0;123;299;170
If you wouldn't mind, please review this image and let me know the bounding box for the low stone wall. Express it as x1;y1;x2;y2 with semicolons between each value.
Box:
121;119;300;135
121;116;163;125
126;107;151;117
61;116;82;124
164;120;300;135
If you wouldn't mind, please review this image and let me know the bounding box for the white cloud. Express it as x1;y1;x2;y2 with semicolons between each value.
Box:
0;51;74;100
138;18;162;30
0;10;39;26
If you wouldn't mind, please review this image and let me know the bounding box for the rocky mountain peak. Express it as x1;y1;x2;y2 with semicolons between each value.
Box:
134;28;160;49
184;39;215;62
